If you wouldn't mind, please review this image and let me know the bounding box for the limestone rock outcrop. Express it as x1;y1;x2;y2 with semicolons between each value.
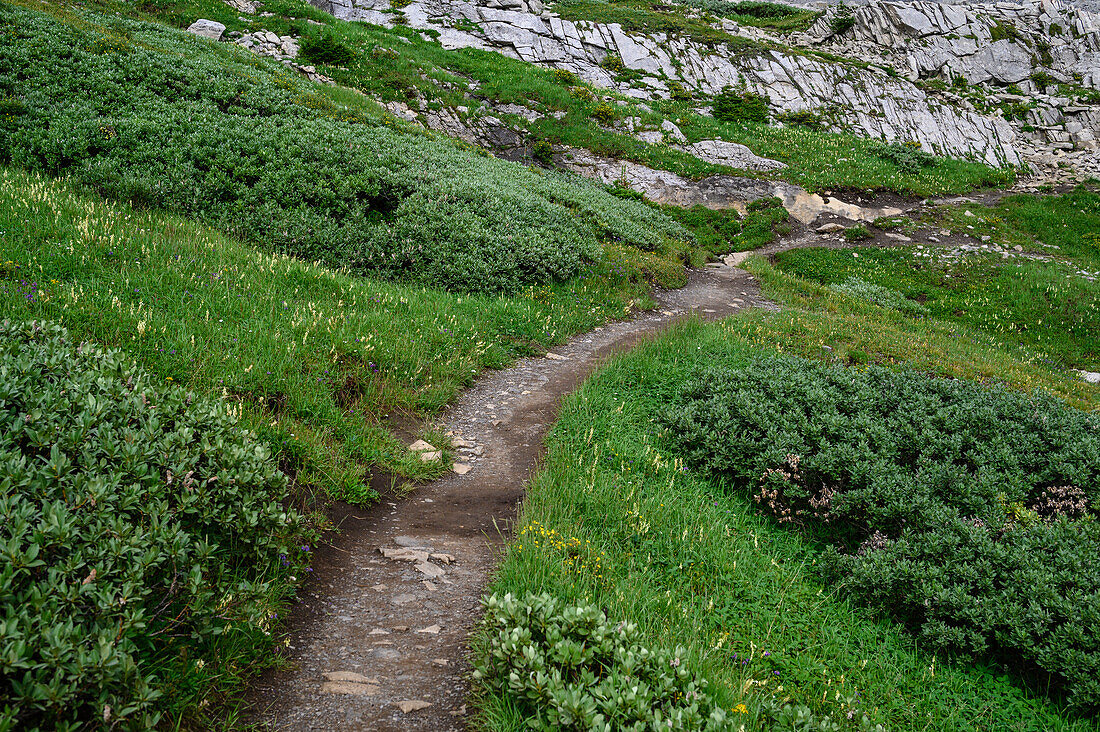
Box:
312;0;1024;165
806;0;1100;167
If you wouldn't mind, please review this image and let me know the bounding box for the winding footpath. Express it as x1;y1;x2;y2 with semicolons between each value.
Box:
245;184;1046;729
245;264;774;730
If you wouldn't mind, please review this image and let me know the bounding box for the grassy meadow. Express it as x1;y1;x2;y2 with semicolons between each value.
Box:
776;187;1100;371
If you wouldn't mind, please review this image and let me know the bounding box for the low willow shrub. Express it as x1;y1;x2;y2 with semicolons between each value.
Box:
832;276;929;315
0;4;688;293
0;321;308;730
867;140;936;175
473;594;732;730
300;32;356;65
712;87;770;123
660;356;1100;710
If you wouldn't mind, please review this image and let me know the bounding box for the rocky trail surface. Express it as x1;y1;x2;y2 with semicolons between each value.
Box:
246;265;774;730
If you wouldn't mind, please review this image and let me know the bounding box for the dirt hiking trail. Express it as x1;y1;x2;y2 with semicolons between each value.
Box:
245;265;773;730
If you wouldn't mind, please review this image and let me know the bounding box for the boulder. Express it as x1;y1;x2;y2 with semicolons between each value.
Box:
683;140;787;172
187;19;226;41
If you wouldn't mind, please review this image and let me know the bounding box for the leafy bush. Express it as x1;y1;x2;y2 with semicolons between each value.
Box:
990;20;1020;43
667;81;693;101
842;224;873;241
1030;70;1056;89
711;87;769;123
590;101;618;126
741;196;789;247
776;110;823;129
832;276;929;315
0;4;689;293
662;204;742;254
551;68;578;85
723;1;800;19
300;32;355;65
599;54;627;75
570;84;596;102
531;138;554;164
867;141;936;175
473;593;733;730
0;321;308;729
829;10;855;35
660;356;1100;710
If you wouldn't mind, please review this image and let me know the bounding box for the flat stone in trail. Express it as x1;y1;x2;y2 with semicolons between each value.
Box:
320;672;381;696
397;700;432;713
320;681;381;695
415;562;445;578
322;672;378;684
380;547;432;563
453;463;471;475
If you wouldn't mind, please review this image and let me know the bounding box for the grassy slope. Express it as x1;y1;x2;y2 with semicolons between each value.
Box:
475;247;1098;730
775;188;1100;371
77;0;1013;196
0;167;660;502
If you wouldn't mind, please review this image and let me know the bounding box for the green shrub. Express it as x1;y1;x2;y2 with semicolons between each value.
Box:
738;197;788;248
531;138;554;164
660;356;1100;710
711;87;769;123
590;101;618;126
832;276;929;315
662;204;742;254
473;593;733;730
369;44;399;60
0;4;689;293
775;110;822;129
599;54;627;75
1030;70;1056;89
300;32;356;65
667;81;693;101
829;10;855;35
867;140;936;175
0;320;309;729
842;223;873;241
570;84;596;102
990;20;1020;43
551;68;578;85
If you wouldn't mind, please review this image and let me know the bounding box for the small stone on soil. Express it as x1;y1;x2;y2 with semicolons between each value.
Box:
415;562;445;578
320;681;380;695
397;700;432;713
322;671;378;684
417;624;442;634
453;463;471;475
